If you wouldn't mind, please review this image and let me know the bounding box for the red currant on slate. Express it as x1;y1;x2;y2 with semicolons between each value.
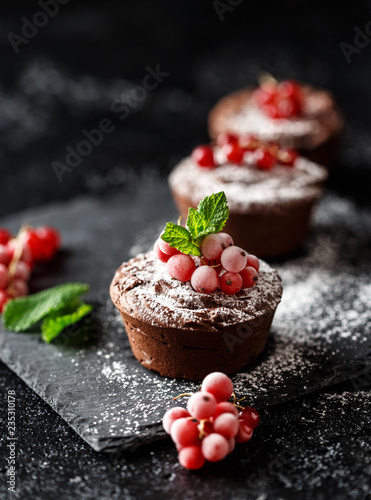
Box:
0;229;12;245
192;145;215;168
201;371;233;402
239;406;260;429
23;230;44;261
201;433;230;462
216;132;238;147
170;418;199;447
213;413;239;439
213;401;239;419
235;420;253;443
187;391;217;420
224;142;244;164
0;245;11;266
178;445;205;470
255;149;276;170
162;407;190;434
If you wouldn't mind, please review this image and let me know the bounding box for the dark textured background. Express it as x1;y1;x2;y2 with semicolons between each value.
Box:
1;1;371;499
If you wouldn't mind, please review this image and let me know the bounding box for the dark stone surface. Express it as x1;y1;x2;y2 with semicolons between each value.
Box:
1;1;371;498
0;180;370;460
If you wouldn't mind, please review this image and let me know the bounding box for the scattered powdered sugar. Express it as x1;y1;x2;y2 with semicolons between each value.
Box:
218;86;343;149
169;156;327;212
110;252;282;330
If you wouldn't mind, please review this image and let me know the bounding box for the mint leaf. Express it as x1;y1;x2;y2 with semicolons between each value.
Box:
3;283;90;332
187;191;229;239
41;302;93;343
161;222;201;256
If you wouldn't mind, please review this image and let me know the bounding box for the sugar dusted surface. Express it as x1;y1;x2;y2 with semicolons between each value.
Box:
169;156;327;212
213;86;344;149
111;252;282;330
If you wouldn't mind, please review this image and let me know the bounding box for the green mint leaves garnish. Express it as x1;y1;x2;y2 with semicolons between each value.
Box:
161;191;229;256
161;222;202;256
2;282;92;342
187;192;229;240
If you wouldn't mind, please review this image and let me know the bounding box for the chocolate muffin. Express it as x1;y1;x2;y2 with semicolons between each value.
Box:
110;251;282;381
169;148;328;258
208;83;344;166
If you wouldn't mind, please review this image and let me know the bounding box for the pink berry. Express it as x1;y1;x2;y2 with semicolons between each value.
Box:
10;279;29;298
0;263;8;290
240;266;259;288
219;272;243;295
201;372;234;402
201;433;230;462
235;420;253;443
227;438;235;453
0;290;9;313
8;240;32;264
213;401;239;419
14;261;31;281
245;254;260;272
221;246;248;273
200;234;224;261
187;391;217;420
218;232;234;248
0;245;11;266
192;145;215;168
158;238;180;256
162;407;190;434
170;418;199;447
178;445;205;470
154;239;170;263
239;407;260;429
191;266;219;293
213;413;239;439
167;254;195;282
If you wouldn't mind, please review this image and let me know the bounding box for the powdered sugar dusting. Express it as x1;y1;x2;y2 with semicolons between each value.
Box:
111;252;282;330
216;87;343;149
169;156;327;212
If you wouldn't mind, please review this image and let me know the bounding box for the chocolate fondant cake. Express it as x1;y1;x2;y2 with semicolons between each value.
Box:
208;84;344;166
169;153;328;258
110;251;282;380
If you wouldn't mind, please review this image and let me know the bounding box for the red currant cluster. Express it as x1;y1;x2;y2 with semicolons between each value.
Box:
192;134;298;171
252;79;303;119
0;226;61;312
154;232;259;295
162;372;260;470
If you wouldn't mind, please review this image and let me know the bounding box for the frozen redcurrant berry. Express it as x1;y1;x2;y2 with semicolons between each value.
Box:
178;445;205;470
216;132;238;147
187;391;217;420
224;142;244;164
0;263;8;290
167;254;195;282
240;266;259;288
239;406;260;429
221;246;248;273
192;145;215;168
219;272;243;295
201;372;233;402
191;266;219;293
154;239;170;263
255;149;276;170
162;407;190;434
200;233;224;261
201;433;230;462
0;229;12;245
158;238;180;256
0;290;9;313
245;254;260;272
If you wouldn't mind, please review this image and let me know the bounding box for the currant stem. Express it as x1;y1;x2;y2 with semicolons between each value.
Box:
173;392;193;401
7;224;31;291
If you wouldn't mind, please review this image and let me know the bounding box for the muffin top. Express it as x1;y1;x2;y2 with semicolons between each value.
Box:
208;85;344;150
169;154;327;213
110;251;282;332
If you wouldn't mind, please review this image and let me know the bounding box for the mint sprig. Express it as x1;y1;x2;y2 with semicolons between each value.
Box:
161;191;229;256
2;282;92;342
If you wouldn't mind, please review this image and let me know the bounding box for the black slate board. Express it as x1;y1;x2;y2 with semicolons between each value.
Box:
0;177;370;453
